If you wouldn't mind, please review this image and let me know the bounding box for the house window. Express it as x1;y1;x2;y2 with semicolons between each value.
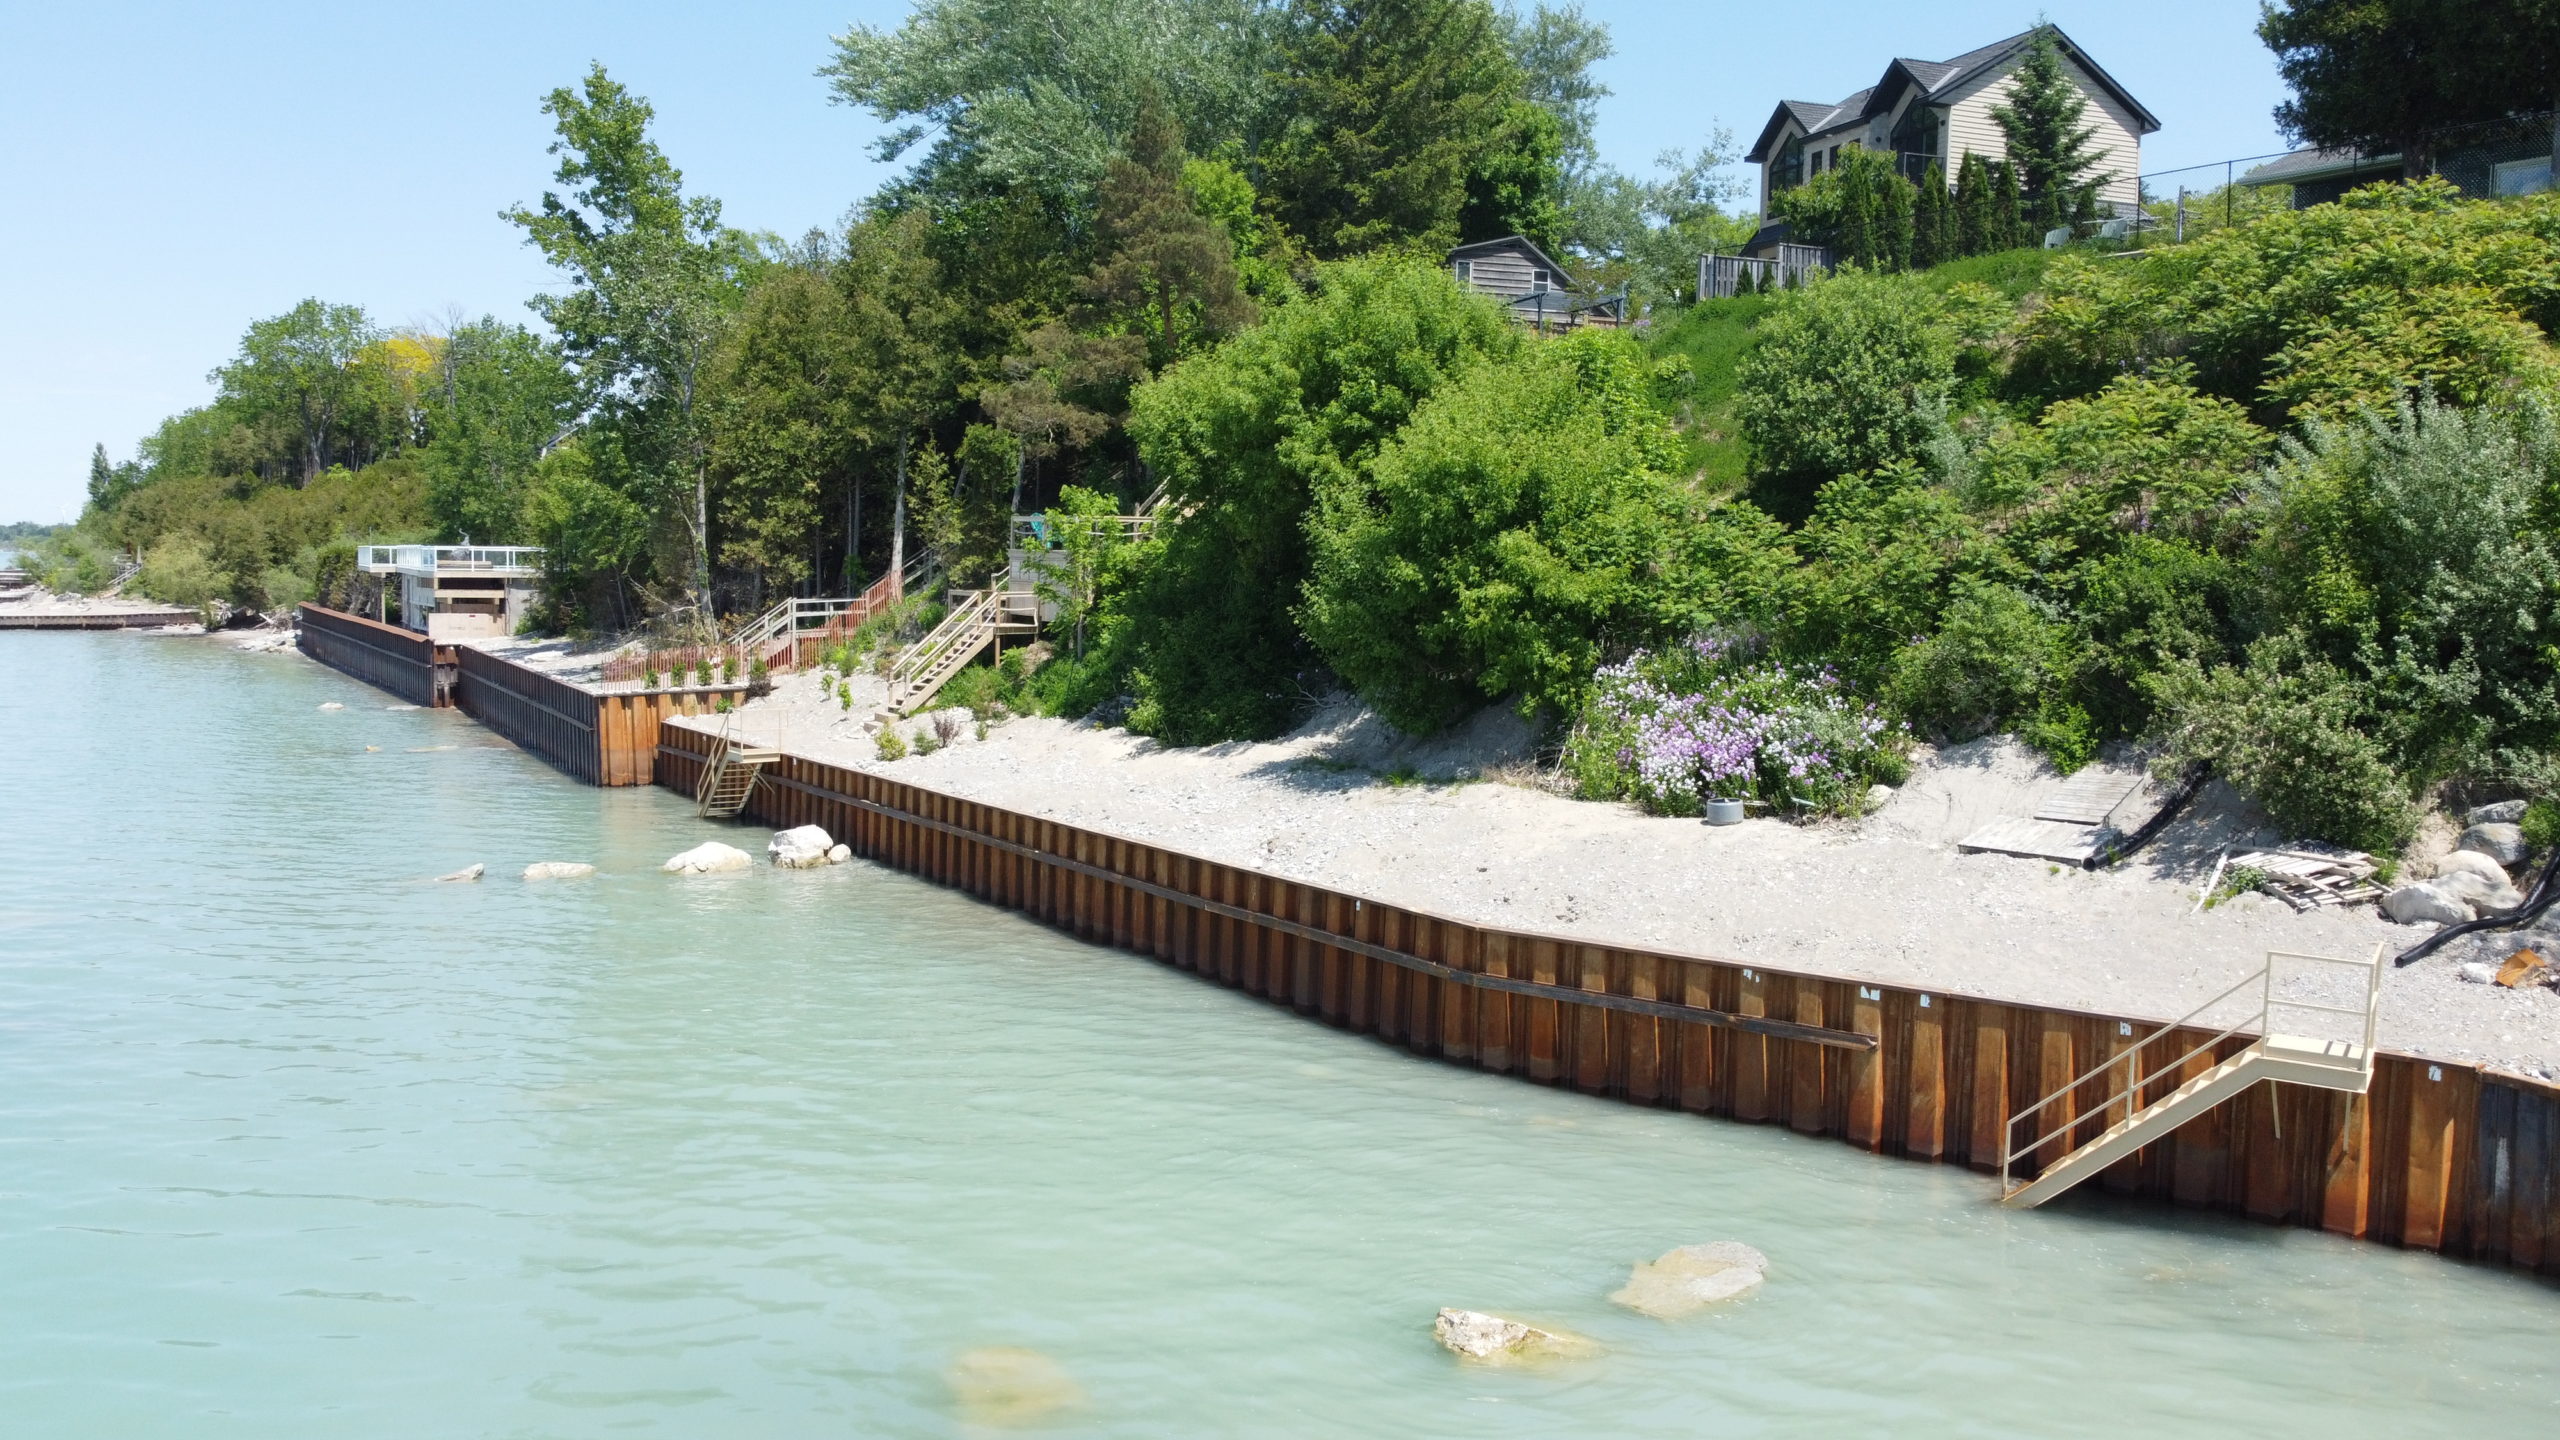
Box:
1454;259;1473;284
1530;269;1552;293
2495;157;2553;197
1774;137;1805;191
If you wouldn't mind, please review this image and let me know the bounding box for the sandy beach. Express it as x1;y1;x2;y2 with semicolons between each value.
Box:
715;665;2560;1077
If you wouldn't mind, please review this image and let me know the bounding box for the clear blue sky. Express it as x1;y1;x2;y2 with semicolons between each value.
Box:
0;0;2291;523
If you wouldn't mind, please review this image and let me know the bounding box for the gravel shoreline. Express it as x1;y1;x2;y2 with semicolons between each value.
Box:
721;670;2560;1075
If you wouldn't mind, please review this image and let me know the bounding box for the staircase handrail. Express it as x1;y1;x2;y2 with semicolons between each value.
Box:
1999;947;2382;1191
891;589;999;692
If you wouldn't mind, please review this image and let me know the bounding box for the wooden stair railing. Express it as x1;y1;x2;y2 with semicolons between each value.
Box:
693;719;778;819
886;588;1040;715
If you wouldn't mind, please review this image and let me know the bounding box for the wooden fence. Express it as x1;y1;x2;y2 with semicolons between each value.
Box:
453;646;744;786
297;603;450;707
656;721;2560;1279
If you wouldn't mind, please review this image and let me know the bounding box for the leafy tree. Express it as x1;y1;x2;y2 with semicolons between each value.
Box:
1179;151;1311;299
1561;133;1753;300
1457;97;1568;251
821;0;1276;205
1497;1;1612;186
1990;27;2103;235
211;300;382;485
835;208;971;590
1302;330;1788;729
419;318;578;545
1033;483;1130;656
1260;0;1539;256
506;64;756;627
2258;0;2502;178
702;267;861;598
1123;255;1514;741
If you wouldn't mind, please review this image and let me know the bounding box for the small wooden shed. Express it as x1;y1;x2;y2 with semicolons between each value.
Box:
1448;235;1624;330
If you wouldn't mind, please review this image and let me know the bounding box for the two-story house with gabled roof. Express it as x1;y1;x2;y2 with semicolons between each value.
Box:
1739;25;2159;253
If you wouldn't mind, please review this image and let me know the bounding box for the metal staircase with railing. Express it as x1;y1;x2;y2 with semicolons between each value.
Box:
886;587;1041;715
2000;946;2384;1208
694;721;778;819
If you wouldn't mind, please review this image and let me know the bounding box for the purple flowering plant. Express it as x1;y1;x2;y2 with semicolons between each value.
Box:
1564;634;1906;819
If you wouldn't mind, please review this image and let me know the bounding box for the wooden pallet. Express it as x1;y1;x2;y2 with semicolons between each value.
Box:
2035;768;2146;826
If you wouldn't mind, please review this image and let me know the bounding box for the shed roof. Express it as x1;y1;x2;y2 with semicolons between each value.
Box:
1447;234;1579;289
2239;145;2404;187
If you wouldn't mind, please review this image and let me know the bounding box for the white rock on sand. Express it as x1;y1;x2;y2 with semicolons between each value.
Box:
943;1347;1082;1425
767;824;838;868
435;863;485;883
663;841;752;875
2433;850;2513;888
522;861;596;881
1431;1308;1598;1364
2384;882;2473;926
1609;1242;1770;1319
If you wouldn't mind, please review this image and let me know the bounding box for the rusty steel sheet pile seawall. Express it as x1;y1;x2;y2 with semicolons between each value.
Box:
654;719;2560;1279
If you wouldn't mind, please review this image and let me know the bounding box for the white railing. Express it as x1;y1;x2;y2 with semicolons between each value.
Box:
358;545;545;575
725;549;949;667
1010;512;1157;550
1999;947;2383;1193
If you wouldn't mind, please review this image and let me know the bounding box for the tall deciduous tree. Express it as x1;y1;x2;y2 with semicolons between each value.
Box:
506;64;755;627
1990;27;2102;234
213;300;380;486
1260;0;1541;256
821;0;1276;205
2262;0;2560;180
420;318;579;545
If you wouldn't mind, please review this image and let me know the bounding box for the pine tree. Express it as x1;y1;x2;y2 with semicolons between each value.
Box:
1084;96;1255;371
1877;164;1915;271
1836;148;1880;267
1954;153;1994;257
1261;0;1532;257
1993;159;2026;249
1991;27;2103;233
1912;162;1950;268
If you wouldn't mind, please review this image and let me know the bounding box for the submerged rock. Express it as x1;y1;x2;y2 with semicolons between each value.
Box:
317;702;344;711
1431;1308;1598;1364
2383;882;2472;926
2460;822;2530;867
434;863;484;883
663;841;752;875
768;824;836;868
1610;1242;1770;1319
522;861;596;881
943;1346;1081;1426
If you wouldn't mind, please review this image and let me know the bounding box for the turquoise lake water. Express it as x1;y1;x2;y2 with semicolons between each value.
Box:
2;631;2554;1437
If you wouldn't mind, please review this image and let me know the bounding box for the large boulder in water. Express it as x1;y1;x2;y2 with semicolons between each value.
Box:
768;824;837;868
944;1347;1081;1425
1609;1242;1769;1319
663;841;752;875
522;861;596;881
1431;1309;1598;1364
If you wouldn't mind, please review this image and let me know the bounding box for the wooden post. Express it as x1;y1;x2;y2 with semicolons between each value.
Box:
1906;993;1946;1159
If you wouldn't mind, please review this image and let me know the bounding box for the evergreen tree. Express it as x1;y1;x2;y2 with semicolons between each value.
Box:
1992;159;2026;248
87;444;113;505
1955;152;1995;257
1085;98;1256;371
1912;162;1950;268
1876;163;1915;271
1261;0;1537;257
1991;27;2103;234
1835;148;1880;267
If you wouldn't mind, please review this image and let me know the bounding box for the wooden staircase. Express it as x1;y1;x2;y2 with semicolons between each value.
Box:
2001;947;2383;1208
694;725;778;819
887;588;1040;715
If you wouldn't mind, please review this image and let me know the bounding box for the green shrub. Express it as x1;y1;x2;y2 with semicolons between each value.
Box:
2146;634;2418;851
1300;329;1789;731
874;727;908;761
2522;798;2560;854
1123;254;1517;744
1732;270;1959;495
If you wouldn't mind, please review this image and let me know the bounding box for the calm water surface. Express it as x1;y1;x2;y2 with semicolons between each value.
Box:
2;632;2553;1437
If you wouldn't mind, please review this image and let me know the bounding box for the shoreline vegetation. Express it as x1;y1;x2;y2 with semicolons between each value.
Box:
22;8;2560;1044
